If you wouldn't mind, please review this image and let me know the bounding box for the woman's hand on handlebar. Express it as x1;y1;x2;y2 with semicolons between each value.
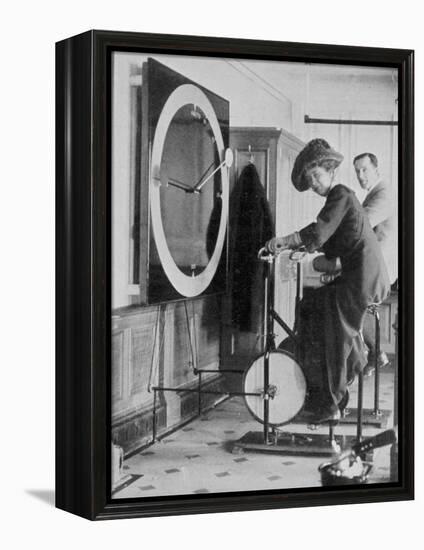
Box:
265;237;289;254
265;232;302;255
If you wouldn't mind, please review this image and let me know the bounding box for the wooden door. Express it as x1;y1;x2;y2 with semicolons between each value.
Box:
223;128;279;372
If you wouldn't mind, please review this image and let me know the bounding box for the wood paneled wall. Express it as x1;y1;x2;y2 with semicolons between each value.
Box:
112;296;222;454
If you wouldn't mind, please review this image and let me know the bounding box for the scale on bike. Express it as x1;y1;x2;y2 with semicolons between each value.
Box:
232;247;357;457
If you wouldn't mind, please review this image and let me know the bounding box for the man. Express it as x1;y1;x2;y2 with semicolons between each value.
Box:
354;153;397;285
353;152;398;372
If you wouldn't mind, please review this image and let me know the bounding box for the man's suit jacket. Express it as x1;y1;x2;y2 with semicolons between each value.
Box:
362;180;397;284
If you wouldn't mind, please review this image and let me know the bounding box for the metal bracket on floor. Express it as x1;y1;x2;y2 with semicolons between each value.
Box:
148;299;248;445
151;372;254;444
231;430;360;458
339;304;393;429
339;407;391;428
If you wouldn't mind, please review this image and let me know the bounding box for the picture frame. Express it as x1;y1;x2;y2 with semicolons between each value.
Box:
56;29;414;520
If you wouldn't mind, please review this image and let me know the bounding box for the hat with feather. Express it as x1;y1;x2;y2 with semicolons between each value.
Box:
291;138;344;192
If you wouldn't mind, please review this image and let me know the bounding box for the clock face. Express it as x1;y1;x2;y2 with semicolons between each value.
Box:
143;59;230;303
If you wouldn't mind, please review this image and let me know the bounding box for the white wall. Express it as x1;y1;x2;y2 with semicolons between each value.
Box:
113;53;397;307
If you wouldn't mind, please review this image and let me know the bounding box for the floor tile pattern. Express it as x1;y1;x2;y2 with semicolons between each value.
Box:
113;367;395;499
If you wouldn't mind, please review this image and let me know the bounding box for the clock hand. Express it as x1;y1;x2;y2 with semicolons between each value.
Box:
167;161;216;194
168;160;216;194
167;178;194;192
192;160;216;190
153;171;192;192
193;148;233;192
193;162;224;192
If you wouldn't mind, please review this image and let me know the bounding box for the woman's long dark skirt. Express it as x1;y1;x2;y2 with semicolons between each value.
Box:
298;283;368;409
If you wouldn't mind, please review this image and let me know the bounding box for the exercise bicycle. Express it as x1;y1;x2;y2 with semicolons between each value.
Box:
232;246;357;456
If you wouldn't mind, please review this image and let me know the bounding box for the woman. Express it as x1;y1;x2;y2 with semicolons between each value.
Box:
266;139;390;424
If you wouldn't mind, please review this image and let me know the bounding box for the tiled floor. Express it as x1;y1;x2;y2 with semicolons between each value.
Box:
113;366;395;499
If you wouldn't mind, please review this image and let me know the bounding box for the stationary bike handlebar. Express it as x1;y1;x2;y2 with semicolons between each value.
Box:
257;246;307;262
257;247;275;262
289;248;307;261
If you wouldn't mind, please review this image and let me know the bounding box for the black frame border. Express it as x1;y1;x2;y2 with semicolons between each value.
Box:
56;30;414;520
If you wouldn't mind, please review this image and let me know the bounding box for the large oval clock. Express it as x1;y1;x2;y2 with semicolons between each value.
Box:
141;58;230;304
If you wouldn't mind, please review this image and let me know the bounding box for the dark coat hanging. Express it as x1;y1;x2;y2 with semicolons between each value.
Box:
229;163;274;331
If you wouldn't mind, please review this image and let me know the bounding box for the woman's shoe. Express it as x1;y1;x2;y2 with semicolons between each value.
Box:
309;403;341;425
364;351;390;376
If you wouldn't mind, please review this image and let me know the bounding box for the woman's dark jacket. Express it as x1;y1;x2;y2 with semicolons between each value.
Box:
298;184;390;405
